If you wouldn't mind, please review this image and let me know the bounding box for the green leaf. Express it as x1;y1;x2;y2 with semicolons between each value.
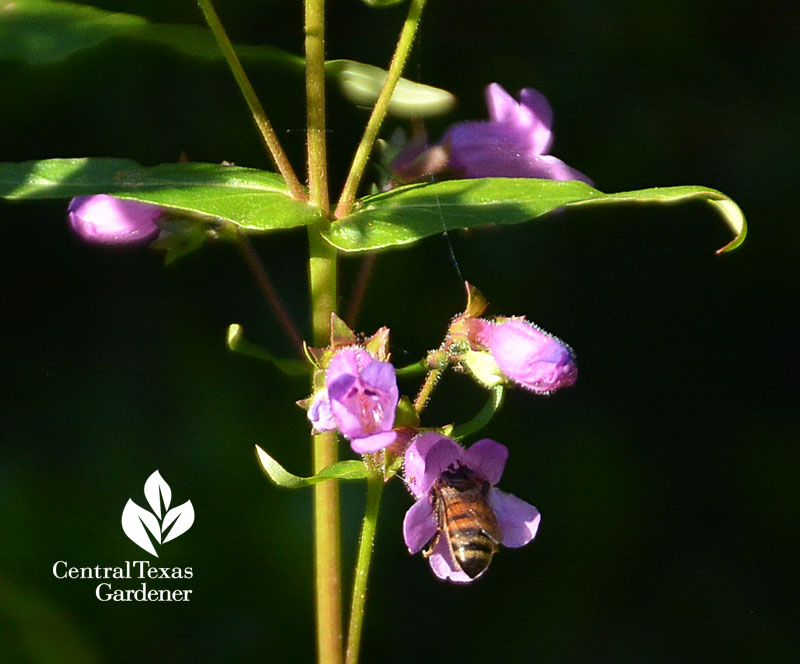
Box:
226;325;310;377
326;60;455;117
0;158;322;231
0;0;305;69
324;178;746;254
362;0;408;7
255;445;370;488
0;2;452;113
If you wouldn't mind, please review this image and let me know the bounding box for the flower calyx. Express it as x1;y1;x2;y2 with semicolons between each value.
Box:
300;314;400;454
445;282;578;394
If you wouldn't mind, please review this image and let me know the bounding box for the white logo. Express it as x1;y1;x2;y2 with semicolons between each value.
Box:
121;471;194;557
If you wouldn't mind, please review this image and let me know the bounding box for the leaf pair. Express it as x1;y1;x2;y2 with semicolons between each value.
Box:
0;158;746;253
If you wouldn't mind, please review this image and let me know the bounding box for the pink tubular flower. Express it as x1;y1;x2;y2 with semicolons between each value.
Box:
391;83;591;185
309;347;399;453
68;195;162;245
403;433;541;583
474;317;577;394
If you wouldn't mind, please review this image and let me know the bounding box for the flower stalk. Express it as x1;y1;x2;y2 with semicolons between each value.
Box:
413;367;442;413
308;225;342;664
305;0;330;217
197;0;306;201
344;473;384;664
234;230;304;355
334;0;428;219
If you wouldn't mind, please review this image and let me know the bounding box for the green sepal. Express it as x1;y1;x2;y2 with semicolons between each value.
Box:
463;282;488;318
330;312;358;346
151;218;217;265
394;395;421;428
255;445;370;489
324;179;746;254
227;325;310;377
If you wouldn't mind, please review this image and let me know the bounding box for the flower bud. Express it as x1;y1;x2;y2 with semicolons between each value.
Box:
68;195;162;245
475;318;577;394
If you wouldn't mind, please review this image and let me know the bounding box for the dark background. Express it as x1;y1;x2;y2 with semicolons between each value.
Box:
2;0;798;662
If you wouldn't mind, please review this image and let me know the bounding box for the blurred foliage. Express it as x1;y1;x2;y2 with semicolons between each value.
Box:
2;0;798;662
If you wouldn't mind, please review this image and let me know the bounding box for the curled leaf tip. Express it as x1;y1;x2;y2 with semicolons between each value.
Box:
226;323;243;349
709;197;747;254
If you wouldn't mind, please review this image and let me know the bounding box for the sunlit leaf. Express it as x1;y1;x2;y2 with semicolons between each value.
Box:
326;59;455;117
0;158;322;231
362;0;408;7
0;0;304;69
255;445;370;489
226;324;310;376
325;178;746;254
0;1;452;113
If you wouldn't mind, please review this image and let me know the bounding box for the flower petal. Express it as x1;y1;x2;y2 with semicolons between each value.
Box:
518;87;554;154
68;195;161;245
428;535;473;583
487;487;541;548
463;439;508;485
487;318;577;394
403;499;437;554
349;430;397;453
404;433;463;498
535;154;593;185
307;391;337;432
485;82;519;124
326;348;372;390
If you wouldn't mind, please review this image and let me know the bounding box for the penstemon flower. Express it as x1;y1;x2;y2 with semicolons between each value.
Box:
391;82;592;185
308;347;400;453
467;317;578;394
68;195;162;245
403;433;541;583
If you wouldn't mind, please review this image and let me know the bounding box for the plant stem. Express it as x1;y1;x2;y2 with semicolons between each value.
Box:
344;254;376;327
344;473;384;664
413;367;442;413
305;0;330;217
451;386;505;440
308;224;341;664
304;0;338;655
197;0;306;202
235;231;304;355
333;0;428;219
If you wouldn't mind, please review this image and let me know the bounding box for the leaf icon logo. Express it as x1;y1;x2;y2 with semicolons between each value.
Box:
121;471;194;557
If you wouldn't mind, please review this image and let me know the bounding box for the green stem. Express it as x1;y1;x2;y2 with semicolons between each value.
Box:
197;0;306;202
344;473;384;664
305;0;330;216
308;224;341;664
333;0;428;219
451;386;505;440
413;367;441;413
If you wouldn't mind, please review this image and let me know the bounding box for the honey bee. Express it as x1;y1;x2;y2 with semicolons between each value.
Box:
425;464;502;580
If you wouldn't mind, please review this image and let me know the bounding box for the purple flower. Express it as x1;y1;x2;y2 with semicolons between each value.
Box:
391;83;591;185
403;433;540;583
68;195;162;245
310;347;399;453
474;318;577;394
